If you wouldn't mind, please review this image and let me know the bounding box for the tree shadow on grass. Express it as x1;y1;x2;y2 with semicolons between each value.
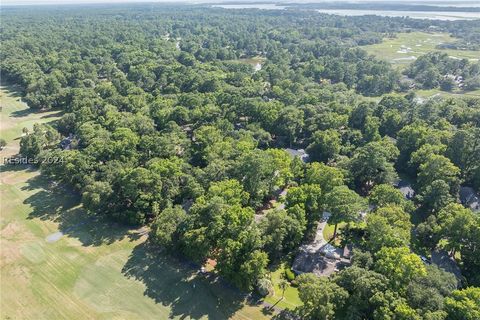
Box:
41;111;64;119
0;163;37;174
8;105;63;118
5;164;248;317
0;80;24;98
20;171;136;247
10;108;35;118
122;241;246;320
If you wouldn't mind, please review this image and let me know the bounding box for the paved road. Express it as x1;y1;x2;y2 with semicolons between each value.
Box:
299;219;328;253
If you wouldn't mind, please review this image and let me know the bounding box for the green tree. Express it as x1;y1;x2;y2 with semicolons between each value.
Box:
349;139;399;193
407;264;457;316
296;273;348;320
446;127;480;184
235;150;277;207
279;279;288;299
275;106;304;147
417;154;461;196
207;179;249;206
409;143;447;174
216;228;268;290
396;123;437;169
416;179;455;214
19;134;41;158
369;184;412;212
437;203;478;262
375;247;427;292
266;148;293;188
307;129;341;163
259;209;305;260
365;205;412;251
304;162;344;194
444;287;480;320
333;266;389;319
113;167;164;224
285;184;322;228
325;186;366;239
150;205;187;248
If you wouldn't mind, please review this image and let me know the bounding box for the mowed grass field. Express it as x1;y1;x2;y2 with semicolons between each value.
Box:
363;32;480;99
364;32;480;70
414;88;480;99
0;86;269;320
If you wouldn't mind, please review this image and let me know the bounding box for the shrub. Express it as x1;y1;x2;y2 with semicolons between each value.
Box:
256;278;273;297
285;268;295;282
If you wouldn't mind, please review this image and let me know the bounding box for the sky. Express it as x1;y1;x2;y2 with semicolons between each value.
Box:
2;0;477;6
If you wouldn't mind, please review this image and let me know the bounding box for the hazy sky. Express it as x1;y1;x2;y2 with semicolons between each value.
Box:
2;0;183;4
2;0;476;6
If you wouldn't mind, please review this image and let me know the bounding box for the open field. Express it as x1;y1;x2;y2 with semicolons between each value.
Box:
360;87;480;105
363;32;480;69
226;56;266;72
0;86;270;320
414;88;480;99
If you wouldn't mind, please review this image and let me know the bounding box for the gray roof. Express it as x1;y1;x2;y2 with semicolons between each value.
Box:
394;179;415;199
459;186;480;213
292;246;348;277
431;249;463;281
284;148;309;163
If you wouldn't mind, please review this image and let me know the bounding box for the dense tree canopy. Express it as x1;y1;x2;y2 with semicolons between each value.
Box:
2;3;479;316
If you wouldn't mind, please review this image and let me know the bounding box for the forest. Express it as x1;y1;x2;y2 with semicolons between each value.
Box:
1;4;479;320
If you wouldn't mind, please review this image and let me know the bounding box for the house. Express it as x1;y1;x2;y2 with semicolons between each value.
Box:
321;211;331;222
292;245;348;277
284;148;309;163
59;136;73;150
181;198;194;212
394;179;415;199
431;249;463;283
459;186;480;213
292;242;352;277
343;244;353;260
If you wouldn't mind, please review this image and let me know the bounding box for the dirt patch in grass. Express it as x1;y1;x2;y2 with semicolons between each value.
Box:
2;221;24;238
0;240;23;266
9;264;32;285
1;221;36;243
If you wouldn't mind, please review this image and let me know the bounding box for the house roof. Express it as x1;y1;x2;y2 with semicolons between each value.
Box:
284;148;309;163
459;186;479;213
343;244;353;259
292;247;347;277
394;179;415;199
431;249;463;281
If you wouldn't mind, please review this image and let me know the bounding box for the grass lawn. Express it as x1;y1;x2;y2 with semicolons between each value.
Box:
0;85;269;320
322;222;347;245
414;88;480;99
264;264;301;311
363;31;479;70
226;56;266;71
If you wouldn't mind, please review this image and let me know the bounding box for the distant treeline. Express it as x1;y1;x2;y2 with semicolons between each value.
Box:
287;2;480;13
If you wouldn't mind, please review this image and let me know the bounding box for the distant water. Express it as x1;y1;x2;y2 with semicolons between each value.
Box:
397;1;480;8
211;4;286;10
212;3;479;21
316;9;480;21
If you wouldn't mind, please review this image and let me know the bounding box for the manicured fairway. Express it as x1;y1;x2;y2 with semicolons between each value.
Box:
414;88;480;99
0;86;269;320
363;32;480;69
